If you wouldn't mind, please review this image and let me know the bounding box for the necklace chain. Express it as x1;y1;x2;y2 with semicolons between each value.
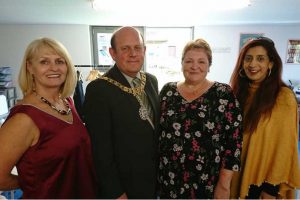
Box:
35;92;71;115
99;72;153;124
99;72;146;96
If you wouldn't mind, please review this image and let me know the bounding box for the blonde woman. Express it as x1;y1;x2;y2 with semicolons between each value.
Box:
0;38;97;198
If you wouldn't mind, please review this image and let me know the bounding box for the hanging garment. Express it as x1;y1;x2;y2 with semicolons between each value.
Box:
73;71;85;120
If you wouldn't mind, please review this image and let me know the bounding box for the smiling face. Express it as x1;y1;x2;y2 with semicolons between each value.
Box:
243;46;273;85
27;47;68;92
182;48;210;84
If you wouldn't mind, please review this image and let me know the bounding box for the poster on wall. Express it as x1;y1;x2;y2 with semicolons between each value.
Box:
239;33;264;50
286;39;300;64
97;33;114;66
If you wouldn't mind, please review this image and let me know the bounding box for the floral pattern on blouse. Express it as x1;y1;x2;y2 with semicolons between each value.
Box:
158;82;243;199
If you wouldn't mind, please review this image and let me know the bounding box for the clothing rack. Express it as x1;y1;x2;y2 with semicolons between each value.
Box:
75;65;111;75
74;64;111;68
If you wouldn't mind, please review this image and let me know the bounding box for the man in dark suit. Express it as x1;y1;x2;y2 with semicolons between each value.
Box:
83;26;159;199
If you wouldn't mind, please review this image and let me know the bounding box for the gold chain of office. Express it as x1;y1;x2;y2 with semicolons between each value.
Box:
99;72;146;96
99;72;149;121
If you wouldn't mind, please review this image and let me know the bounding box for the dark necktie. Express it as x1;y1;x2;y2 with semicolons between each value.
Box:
132;77;153;123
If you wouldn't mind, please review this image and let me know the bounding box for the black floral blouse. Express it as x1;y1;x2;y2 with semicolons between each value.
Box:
158;82;243;199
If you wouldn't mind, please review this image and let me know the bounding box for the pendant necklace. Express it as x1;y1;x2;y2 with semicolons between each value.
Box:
135;95;148;121
34;92;71;115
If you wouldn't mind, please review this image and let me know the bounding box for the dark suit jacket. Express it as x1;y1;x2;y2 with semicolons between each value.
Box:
83;65;159;199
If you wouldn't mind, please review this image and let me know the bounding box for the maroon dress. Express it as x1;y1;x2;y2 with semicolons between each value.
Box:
6;98;97;198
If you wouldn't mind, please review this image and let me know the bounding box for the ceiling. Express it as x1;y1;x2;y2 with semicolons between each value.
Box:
0;0;299;26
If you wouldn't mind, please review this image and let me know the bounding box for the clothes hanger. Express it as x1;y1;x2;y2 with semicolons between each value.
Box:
86;65;102;81
76;70;83;81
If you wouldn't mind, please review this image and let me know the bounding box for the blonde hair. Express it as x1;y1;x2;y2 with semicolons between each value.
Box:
181;38;212;66
18;37;76;98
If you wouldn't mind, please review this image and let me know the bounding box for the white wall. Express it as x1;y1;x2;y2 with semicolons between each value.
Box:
0;24;300;99
194;24;300;86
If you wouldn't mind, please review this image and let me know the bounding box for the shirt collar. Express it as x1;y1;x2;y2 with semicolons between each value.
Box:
121;72;141;88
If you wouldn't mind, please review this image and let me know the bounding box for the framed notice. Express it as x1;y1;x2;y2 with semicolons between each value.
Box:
286;39;300;64
96;33;113;66
239;33;264;50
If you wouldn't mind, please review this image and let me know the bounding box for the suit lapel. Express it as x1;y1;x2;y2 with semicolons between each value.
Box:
144;75;159;129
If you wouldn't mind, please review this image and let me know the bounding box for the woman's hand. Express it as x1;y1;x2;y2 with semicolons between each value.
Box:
214;168;234;199
214;181;230;199
260;191;277;199
117;193;128;199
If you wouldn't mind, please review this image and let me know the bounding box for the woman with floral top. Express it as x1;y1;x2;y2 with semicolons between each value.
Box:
158;38;243;199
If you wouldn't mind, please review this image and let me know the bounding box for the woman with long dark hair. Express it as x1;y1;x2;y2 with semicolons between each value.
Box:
230;37;300;199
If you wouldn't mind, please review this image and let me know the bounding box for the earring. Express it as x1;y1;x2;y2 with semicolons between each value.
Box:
239;68;246;78
31;74;36;92
268;68;272;77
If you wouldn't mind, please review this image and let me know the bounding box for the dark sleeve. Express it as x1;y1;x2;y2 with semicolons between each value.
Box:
159;83;171;102
221;85;243;171
83;81;124;198
262;182;279;197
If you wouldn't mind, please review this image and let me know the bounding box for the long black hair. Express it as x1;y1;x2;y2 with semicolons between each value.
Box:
230;37;287;133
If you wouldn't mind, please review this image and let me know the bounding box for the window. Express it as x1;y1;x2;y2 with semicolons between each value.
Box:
145;27;193;90
90;26;193;89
